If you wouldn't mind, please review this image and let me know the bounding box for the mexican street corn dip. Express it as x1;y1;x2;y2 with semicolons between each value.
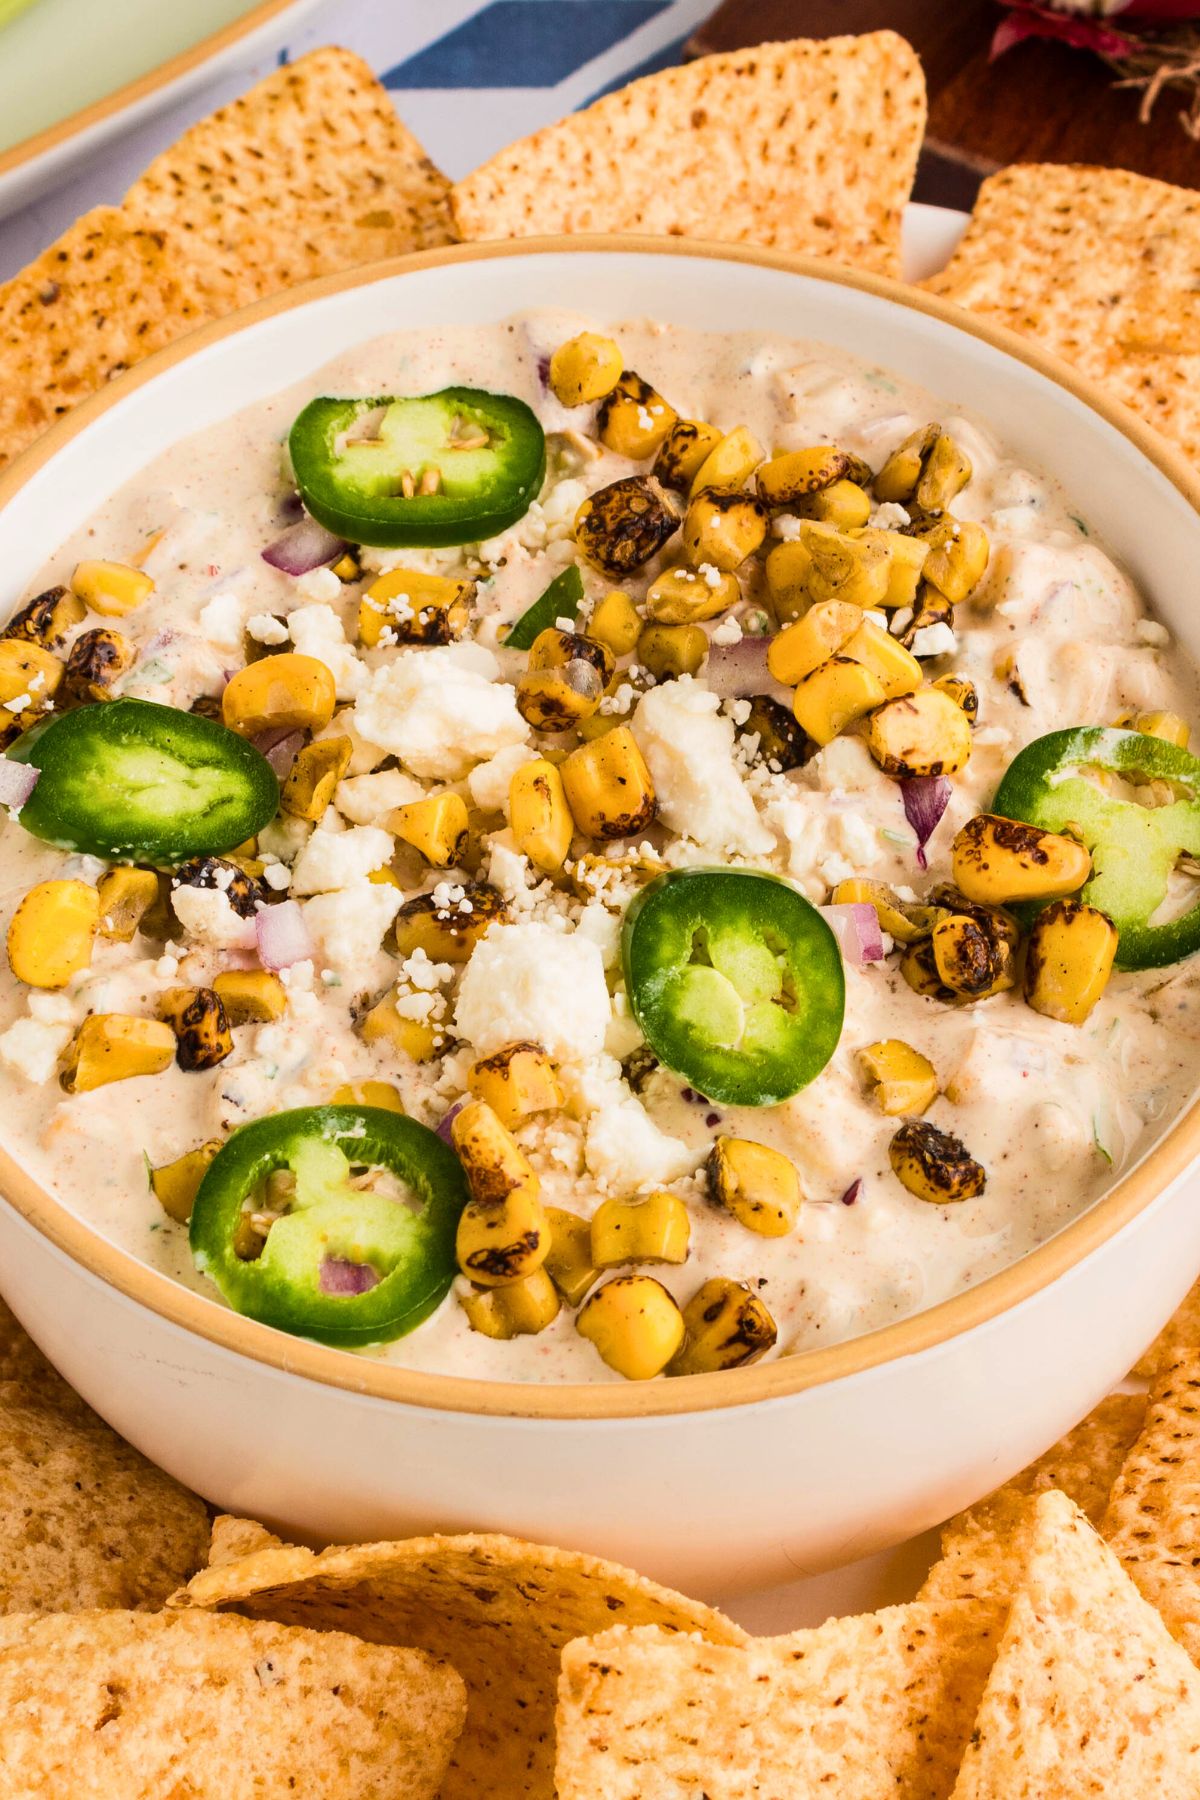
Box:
1;310;1198;1383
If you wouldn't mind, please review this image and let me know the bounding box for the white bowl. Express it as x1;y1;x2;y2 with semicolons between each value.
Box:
1;240;1198;1596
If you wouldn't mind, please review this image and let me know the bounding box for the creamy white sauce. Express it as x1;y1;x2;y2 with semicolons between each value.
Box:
1;309;1198;1384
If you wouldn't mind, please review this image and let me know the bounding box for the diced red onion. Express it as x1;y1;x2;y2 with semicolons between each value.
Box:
900;775;951;871
319;1257;380;1296
256;730;303;778
0;759;39;810
703;637;791;706
435;1100;466;1145
262;516;348;576
839;1178;863;1207
278;490;305;525
256;900;314;970
819;903;885;966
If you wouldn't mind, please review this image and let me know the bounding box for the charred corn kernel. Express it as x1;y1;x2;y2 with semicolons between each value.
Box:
681;490;768;571
932;913;1015;999
576;1275;685;1380
331;1080;405;1112
932;672;979;721
1024;899;1118;1026
359;992;440;1062
0;640;62;714
591;1191;690;1269
70;559;153;617
637;622;708;681
899;937;953;1001
766;599;859;685
159;986;233;1072
7;880;99;988
798;479;872;531
280;735;353;821
543;1206;599;1305
873;424;939;503
456;1180;549;1287
801;521;891;609
588;590;642;657
889;1118;985;1204
331;552;361;583
469;1041;564;1129
854;529;930;610
951;813;1091;906
570;851;665;900
461;1267;560;1337
390;881;507;962
2;584;86;650
668;1277;778;1376
574;477;680;577
1114;708;1190;749
690;425;765;497
874;425;971;512
528;627;614;683
549;332;623;407
212;969;288;1025
653;419;723;493
644;564;740;624
388;792;470;868
756;446;850;508
221;653;336;737
62;628;135;703
597;371;677;459
867;686;973;779
792;655;886;748
516;660;603;730
707;1136;801;1238
561;725;656;840
450;1099;537;1208
96;867;160;943
358;569;474;647
150;1139;223;1224
911;518;989;604
510;758;574;873
60;1014;175;1092
735;694;810;771
830;878;941;945
839;617;921;700
763;539;815;623
858;1040;939;1115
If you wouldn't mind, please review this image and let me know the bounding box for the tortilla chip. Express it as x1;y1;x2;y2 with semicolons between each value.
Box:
923;163;1200;462
205;1512;285;1568
0;1608;464;1798
1103;1350;1200;1666
0;1377;210;1612
555;1599;1004;1799
0;1299;70;1394
173;1528;744;1800
452;33;926;278
125;47;454;315
919;1391;1146;1603
949;1490;1200;1797
1131;1277;1200;1379
0;206;208;469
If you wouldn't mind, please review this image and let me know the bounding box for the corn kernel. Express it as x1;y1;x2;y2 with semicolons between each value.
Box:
368;867;403;889
0;640;63;714
516;660;603;731
951;813;1091;906
561;726;656;840
763;539;815;623
7;880;99;988
450;1099;536;1207
358;570;473;647
858;1040;939;1115
854;529;929;610
802;521;891;609
681;490;768;571
644;565;740;624
591;1191;690;1269
359;991;440;1063
281;736;353;821
706;1137;801;1238
1114;709;1190;749
800;478;871;530
508;758;574;874
653;420;723;493
792;655;886;748
839;617;921;700
911;518;990;604
756;446;849;508
548;333;623;407
468;1042;564;1129
150;1139;223;1224
576;1275;685;1380
831;877;942;945
212;969;288;1025
390;882;507;963
588;590;642;657
543;1206;599;1306
158;986;233;1071
597;372;677;459
96;867;159;942
889;1118;985;1204
668;1277;777;1375
2;584;86;650
388;792;470;868
766;599;860;686
331;1080;405;1113
574;477;681;578
866;686;973;779
637;622;707;681
62;628;134;704
70;559;154;617
461;1268;560;1337
690;425;765;497
60;1015;175;1092
222;653;336;737
1024;899;1118;1026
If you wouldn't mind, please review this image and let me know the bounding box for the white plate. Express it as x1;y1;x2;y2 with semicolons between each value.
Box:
0;0;326;220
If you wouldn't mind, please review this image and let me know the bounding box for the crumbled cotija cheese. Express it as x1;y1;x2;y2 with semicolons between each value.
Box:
353;643;528;778
632;678;774;856
455;920;611;1062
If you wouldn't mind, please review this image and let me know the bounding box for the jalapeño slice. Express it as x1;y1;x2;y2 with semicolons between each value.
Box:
993;726;1200;969
622;868;845;1108
8;697;279;864
289;387;546;548
189;1106;468;1348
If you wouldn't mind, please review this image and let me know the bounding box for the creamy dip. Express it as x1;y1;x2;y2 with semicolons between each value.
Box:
1;309;1198;1383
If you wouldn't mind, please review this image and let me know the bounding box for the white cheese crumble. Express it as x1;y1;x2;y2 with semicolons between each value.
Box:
909;622;957;658
455;921;610;1062
246;613;290;646
170;885;257;949
632;678;773;856
0;1016;73;1084
287;603;365;702
301;882;402;976
295;566;343;603
584;1092;695;1193
335;769;424;826
467;742;539;816
196;591;245;650
353;643;527;779
291;825;394;894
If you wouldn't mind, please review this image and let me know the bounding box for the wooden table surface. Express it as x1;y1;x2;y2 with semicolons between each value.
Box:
689;0;1200;208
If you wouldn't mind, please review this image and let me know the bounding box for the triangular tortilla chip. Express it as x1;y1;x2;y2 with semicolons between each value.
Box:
950;1491;1200;1797
555;1599;1004;1799
125;47;454;315
923;163;1200;462
0;1608;464;1798
1131;1278;1200;1379
920;1392;1145;1603
205;1512;285;1568
172;1527;743;1800
452;33;926;277
1103;1350;1200;1665
0;1375;210;1613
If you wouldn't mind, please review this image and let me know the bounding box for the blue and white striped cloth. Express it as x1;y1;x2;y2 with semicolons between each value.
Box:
0;0;718;277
